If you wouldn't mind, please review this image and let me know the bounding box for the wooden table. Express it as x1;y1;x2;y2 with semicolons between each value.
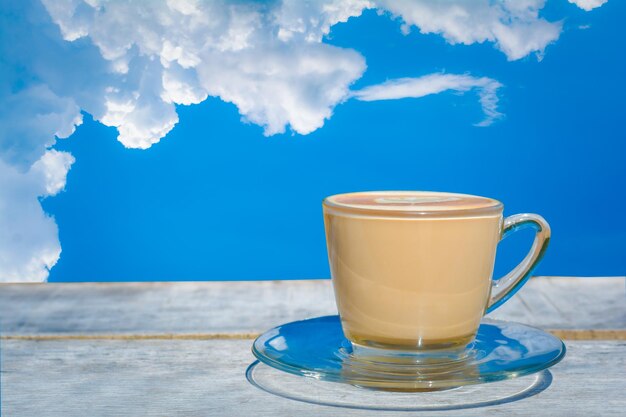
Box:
1;277;624;416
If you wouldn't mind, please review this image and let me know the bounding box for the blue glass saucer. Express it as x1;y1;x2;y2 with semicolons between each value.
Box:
252;315;565;391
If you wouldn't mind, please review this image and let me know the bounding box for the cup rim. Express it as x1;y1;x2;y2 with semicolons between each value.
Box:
322;190;503;218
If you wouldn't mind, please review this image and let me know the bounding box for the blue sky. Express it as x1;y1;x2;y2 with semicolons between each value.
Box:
1;0;624;282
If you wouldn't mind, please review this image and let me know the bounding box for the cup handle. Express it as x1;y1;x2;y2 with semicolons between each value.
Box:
486;213;551;313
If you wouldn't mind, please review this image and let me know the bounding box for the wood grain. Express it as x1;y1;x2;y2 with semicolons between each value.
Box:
2;338;625;416
1;277;624;337
1;278;624;416
2;329;626;341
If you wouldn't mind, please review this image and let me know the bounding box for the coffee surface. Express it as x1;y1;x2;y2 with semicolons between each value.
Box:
325;191;501;215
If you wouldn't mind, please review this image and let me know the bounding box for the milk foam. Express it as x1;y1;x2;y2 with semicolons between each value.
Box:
325;191;502;214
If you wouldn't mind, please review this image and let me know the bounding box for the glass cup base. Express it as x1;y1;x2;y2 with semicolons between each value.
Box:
252;315;565;391
247;360;554;410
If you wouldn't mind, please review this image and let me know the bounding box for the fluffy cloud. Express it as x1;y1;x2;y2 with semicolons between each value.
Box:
0;85;82;169
568;0;608;11
36;0;566;143
0;150;74;282
353;74;503;126
197;44;365;135
0;0;597;281
39;0;368;139
273;0;373;43
380;0;562;61
0;80;80;282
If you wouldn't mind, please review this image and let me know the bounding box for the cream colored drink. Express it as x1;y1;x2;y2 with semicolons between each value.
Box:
323;191;503;351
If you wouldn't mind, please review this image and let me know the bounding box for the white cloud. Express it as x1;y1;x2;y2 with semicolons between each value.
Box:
196;44;365;135
352;74;503;126
379;0;563;61
568;0;608;11
0;150;74;282
0;85;82;169
31;150;76;196
98;62;181;149
274;0;373;42
0;0;597;281
38;0;368;140
35;0;566;144
0;83;79;282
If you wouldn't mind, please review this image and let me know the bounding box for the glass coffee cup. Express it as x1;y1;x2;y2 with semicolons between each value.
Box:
323;191;550;359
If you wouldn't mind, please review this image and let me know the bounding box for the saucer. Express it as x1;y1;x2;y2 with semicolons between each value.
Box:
252;316;565;391
247;362;553;411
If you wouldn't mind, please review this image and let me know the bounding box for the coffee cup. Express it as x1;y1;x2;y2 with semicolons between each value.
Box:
323;191;550;357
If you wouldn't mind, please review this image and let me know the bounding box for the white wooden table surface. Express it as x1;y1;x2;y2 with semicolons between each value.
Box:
1;277;625;416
